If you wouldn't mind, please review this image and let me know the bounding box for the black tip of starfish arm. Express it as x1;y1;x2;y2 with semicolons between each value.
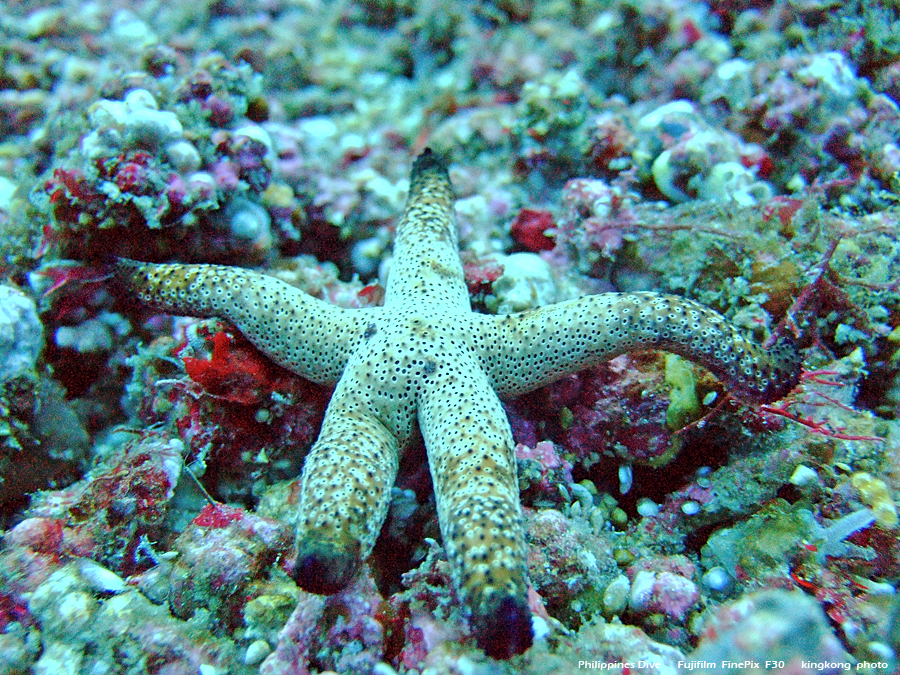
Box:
111;258;154;303
411;147;446;174
291;536;360;595
409;148;452;195
112;256;142;281
473;594;534;660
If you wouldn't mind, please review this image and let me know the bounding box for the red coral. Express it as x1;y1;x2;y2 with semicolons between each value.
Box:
357;283;385;306
192;503;244;529
182;330;280;405
134;323;329;502
510;208;556;252
114;161;151;195
462;255;504;298
47;168;103;226
762;196;804;227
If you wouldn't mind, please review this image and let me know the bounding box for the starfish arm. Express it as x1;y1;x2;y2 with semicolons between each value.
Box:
475;292;801;402
291;374;401;595
115;259;373;385
418;356;533;660
386;148;470;310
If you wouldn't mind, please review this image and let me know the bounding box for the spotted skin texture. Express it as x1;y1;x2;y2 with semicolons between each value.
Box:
473;294;800;403
115;260;370;385
116;149;801;660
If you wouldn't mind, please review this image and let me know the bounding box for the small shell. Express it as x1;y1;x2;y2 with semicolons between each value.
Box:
701;566;732;593
124;88;158;111
613;547;635;566
244;640;271;666
233;123;273;152
636;498;659;517
78;560;126;594
603;575;631;615
531;615;550;641
618;464;633;495
789;465;819;486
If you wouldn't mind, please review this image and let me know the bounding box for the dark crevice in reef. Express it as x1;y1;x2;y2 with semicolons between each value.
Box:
371;435;436;597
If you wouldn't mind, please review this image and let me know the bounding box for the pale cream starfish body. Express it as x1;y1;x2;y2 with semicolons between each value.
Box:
116;149;800;659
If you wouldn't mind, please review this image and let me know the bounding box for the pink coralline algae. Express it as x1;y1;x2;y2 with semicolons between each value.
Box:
552;177;635;277
7;560;243;674
627;555;699;621
529;617;687;674
2;0;900;671
525;508;618;625
4;517;95;561
704;51;900;196
166;504;292;632
0;433;252;673
511;353;685;471
391;597;477;673
22;432;183;574
513;69;590;183
33;57;271;264
386;542;466;668
515;440;574;503
260;573;384;675
211;126;273;192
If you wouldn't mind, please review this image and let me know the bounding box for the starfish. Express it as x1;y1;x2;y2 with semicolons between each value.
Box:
116;149;801;660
